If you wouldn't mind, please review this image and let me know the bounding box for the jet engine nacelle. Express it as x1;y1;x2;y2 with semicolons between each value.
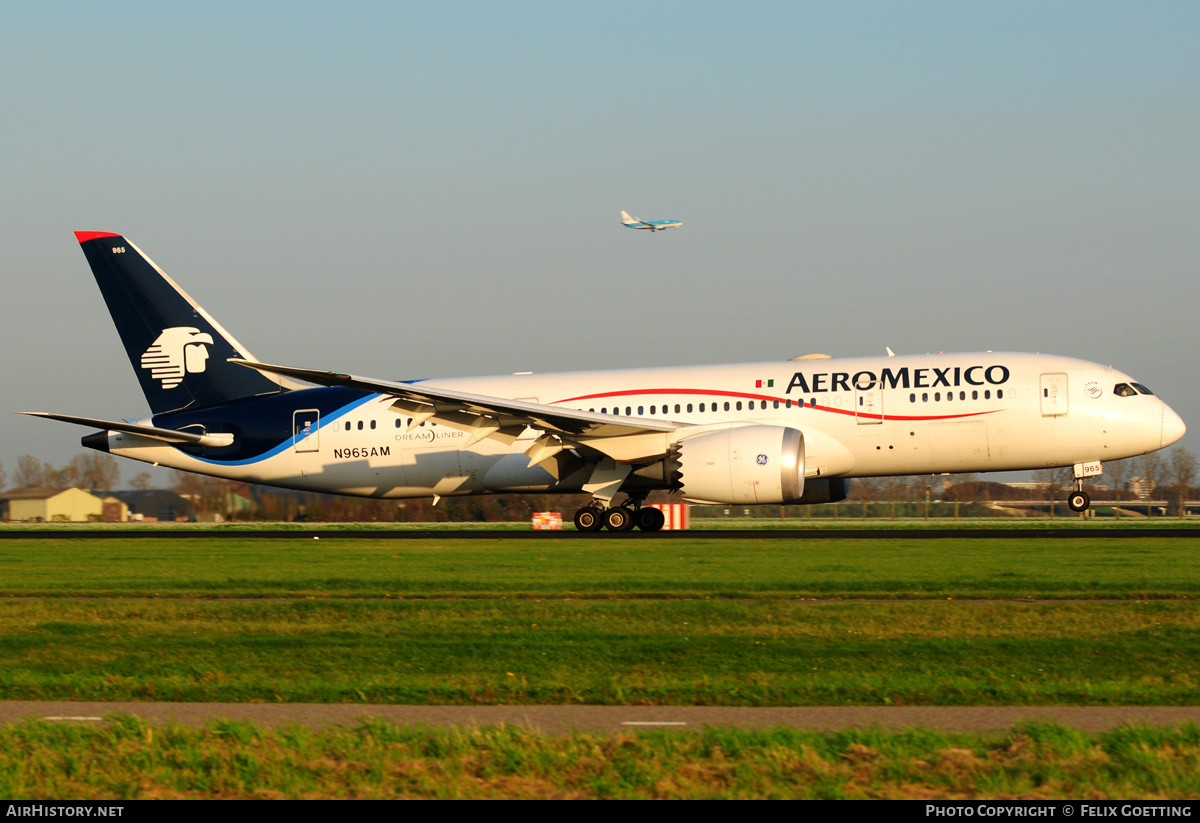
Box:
676;425;805;504
793;477;850;505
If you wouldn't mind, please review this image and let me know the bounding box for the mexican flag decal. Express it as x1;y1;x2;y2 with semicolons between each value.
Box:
755;379;774;388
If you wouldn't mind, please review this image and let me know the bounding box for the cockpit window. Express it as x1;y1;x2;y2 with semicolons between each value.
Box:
1132;383;1155;396
1113;383;1138;397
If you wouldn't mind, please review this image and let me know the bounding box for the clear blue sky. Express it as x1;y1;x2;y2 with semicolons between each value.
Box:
2;1;1197;484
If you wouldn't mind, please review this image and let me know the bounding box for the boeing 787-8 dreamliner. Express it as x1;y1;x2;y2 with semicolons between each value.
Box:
21;232;1185;531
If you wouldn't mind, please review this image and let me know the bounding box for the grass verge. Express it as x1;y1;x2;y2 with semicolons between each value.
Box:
2;599;1198;705
1;536;1199;599
2;715;1198;799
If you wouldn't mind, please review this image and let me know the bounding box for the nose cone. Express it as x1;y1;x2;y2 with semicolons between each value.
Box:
1162;404;1186;448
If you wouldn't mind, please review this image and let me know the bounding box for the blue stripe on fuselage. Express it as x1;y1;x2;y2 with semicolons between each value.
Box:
155;386;378;467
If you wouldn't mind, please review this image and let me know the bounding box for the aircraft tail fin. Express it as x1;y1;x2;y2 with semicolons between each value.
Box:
620;210;639;225
73;231;292;416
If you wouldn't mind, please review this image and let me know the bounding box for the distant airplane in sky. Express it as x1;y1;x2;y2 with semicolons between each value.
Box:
621;210;682;232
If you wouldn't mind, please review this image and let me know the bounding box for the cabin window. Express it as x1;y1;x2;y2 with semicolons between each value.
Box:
960;391;966;400
984;390;991;399
357;421;363;430
395;418;402;428
345;421;352;431
997;390;1004;399
922;393;928;402
370;420;376;429
934;392;941;401
972;391;978;400
946;392;953;401
735;401;742;411
638;406;644;415
687;403;693;413
910;394;916;403
773;400;780;409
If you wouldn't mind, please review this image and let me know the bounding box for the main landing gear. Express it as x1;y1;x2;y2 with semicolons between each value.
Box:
573;500;665;532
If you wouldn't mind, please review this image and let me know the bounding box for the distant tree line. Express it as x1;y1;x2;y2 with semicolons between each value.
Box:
1;447;1196;520
1;453;126;493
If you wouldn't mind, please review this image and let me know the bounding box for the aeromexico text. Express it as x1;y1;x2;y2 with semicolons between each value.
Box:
786;365;1011;394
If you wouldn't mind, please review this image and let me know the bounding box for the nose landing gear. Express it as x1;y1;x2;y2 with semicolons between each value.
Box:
1067;487;1091;513
1066;461;1099;513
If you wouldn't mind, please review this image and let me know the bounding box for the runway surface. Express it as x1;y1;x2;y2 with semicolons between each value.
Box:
3;528;1198;539
4;703;1200;734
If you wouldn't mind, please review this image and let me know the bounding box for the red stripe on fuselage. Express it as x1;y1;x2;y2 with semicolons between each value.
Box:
551;387;1001;422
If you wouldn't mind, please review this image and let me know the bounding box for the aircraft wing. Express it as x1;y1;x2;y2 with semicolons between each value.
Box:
231;360;682;453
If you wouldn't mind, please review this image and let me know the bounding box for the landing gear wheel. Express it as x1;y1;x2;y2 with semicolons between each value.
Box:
1067;491;1091;513
603;506;635;532
635;507;665;532
574;506;604;532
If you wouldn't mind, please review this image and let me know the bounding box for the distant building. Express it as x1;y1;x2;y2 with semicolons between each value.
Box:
108;490;192;522
1129;477;1156;500
0;487;127;522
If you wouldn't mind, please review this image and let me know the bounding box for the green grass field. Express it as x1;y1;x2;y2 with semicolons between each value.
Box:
0;535;1198;705
1;534;1199;599
3;532;1198;799
3;716;1198;799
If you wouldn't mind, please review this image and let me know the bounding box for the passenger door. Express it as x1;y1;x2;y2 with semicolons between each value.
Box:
1040;374;1068;417
855;387;883;425
293;409;320;453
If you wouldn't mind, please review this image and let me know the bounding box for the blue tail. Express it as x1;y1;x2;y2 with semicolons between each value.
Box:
74;231;290;415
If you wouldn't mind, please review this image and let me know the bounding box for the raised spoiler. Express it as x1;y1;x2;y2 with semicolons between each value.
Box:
229;359;681;442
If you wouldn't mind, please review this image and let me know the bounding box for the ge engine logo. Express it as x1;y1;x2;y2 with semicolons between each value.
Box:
756;454;768;466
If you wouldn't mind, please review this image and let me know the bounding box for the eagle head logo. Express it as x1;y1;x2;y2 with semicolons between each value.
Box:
140;327;215;389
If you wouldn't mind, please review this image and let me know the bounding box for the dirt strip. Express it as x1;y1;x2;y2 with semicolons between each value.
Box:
2;703;1199;734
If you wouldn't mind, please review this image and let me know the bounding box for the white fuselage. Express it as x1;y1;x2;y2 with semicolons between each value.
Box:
103;351;1183;500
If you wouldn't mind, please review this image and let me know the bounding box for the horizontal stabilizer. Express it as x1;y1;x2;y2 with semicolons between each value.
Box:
18;412;234;447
